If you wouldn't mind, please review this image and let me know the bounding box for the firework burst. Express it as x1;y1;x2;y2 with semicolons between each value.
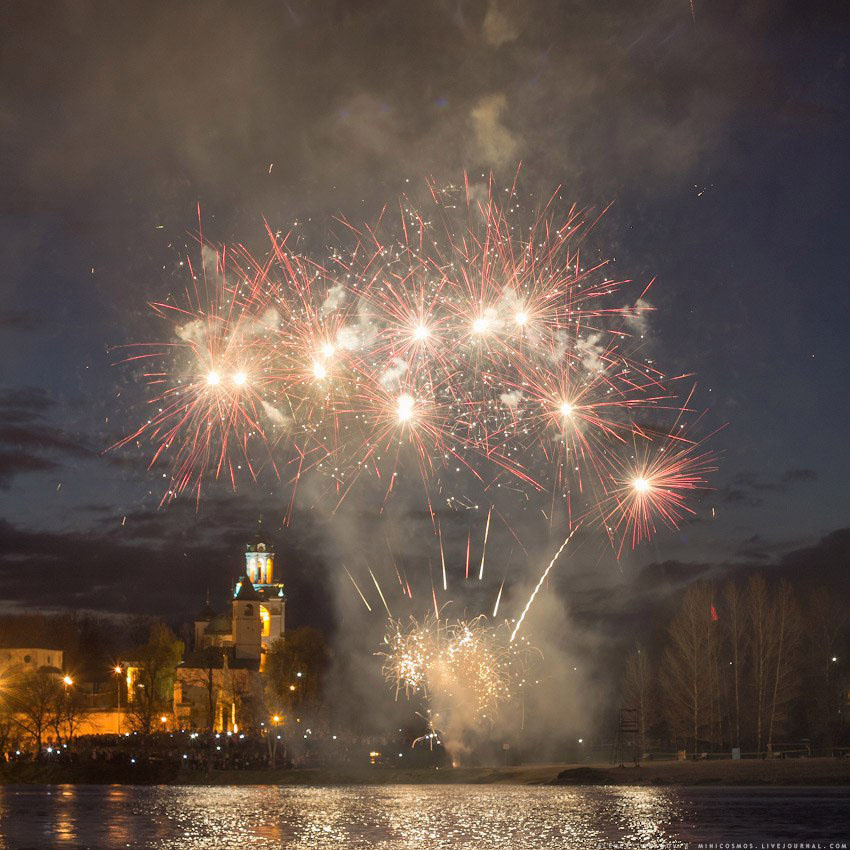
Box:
115;174;715;540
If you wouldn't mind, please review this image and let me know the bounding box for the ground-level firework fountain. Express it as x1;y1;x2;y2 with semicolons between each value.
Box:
381;613;538;760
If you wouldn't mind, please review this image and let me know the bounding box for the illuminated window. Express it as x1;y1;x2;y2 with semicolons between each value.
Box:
260;606;271;637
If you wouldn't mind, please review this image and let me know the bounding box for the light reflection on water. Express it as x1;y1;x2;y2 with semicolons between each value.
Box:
0;784;846;849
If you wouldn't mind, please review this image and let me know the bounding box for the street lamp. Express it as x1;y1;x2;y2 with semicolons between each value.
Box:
113;665;123;712
63;675;73;687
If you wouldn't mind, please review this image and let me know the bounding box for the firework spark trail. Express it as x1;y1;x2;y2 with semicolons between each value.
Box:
493;578;505;618
510;522;582;642
478;505;492;581
344;564;372;612
369;568;392;618
438;520;447;591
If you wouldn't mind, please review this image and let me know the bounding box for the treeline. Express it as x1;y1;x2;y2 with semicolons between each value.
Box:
621;575;849;756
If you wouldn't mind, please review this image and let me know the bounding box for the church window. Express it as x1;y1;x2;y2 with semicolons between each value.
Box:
23;655;31;664
260;605;270;636
244;604;253;617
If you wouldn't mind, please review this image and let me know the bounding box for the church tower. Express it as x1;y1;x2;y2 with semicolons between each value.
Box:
241;541;285;652
231;575;262;661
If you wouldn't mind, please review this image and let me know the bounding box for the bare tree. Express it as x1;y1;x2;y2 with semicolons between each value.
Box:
622;645;651;754
722;581;747;749
12;669;61;755
804;588;847;751
661;582;714;754
746;575;776;755
766;580;801;753
48;683;86;746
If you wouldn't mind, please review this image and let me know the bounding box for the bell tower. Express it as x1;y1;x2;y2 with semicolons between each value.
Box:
239;541;286;653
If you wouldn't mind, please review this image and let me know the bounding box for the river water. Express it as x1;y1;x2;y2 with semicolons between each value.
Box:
0;785;846;849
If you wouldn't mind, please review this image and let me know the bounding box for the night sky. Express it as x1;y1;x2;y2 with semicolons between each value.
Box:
1;0;848;643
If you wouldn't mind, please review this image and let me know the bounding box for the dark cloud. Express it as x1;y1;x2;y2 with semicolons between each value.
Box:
716;467;819;505
0;451;60;488
0;310;41;331
0;385;93;486
782;467;818;484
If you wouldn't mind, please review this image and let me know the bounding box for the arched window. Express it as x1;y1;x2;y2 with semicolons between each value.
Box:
260;605;271;637
244;604;254;617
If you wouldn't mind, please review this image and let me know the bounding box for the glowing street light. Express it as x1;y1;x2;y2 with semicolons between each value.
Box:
63;675;73;687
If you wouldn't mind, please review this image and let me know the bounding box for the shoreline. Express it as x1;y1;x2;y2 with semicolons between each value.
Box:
3;757;850;787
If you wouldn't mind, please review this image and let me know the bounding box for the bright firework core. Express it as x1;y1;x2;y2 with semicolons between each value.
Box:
321;343;335;358
205;371;220;386
515;311;528;326
472;317;490;334
559;401;574;417
397;394;415;422
413;324;430;341
233;371;247;386
632;477;651;493
312;362;328;380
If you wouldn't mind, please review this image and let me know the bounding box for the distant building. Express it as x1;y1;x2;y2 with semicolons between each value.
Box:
0;647;64;676
174;540;285;731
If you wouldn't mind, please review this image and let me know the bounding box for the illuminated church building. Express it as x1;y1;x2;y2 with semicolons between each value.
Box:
191;542;286;664
174;542;285;730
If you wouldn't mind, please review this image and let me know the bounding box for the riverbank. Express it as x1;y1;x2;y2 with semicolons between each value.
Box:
4;757;850;786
